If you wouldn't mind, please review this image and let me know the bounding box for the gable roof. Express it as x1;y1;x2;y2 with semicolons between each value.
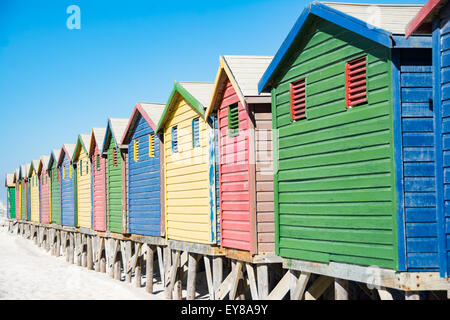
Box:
156;81;214;133
89;127;107;156
122;102;165;145
5;173;14;187
73;134;91;161
13;169;19;183
57;144;76;166
48;149;61;170
258;1;423;93
29;160;40;177
405;0;446;37
38;155;50;174
102;118;129;153
205;55;273;117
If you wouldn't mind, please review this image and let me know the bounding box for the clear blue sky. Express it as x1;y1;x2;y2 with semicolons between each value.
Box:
0;0;425;203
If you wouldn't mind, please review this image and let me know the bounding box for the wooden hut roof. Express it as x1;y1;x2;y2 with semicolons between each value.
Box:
48;149;62;171
258;1;426;93
122;102;165;144
89;127;107;156
38;155;50;174
206;55;273;117
405;0;447;37
102;118;129;152
57;144;76;166
5;173;14;187
73;134;91;161
156;81;214;132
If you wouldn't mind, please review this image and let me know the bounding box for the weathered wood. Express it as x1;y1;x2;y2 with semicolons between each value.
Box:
166;250;180;300
163;246;171;287
257;264;269;299
203;256;214;300
146;245;155;294
357;282;377;300
123;241;133;283
213;256;223;294
55;231;61;257
305;276;334;300
229;261;243;300
81;234;87;268
378;287;393;300
174;260;182;300
246;263;259;300
268;271;292;300
156;246;165;284
405;291;420;300
135;256;142;288
335;278;349;300
187;253;198;300
114;258;122;281
87;235;93;270
291;271;311;300
69;233;74;264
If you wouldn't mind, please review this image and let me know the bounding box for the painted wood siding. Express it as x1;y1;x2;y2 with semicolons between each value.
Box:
50;164;61;225
254;104;275;253
128;115;162;236
107;138;123;233
20;181;26;221
440;11;450;275
30;172;40;222
61;155;76;227
76;151;92;228
272;19;397;269
15;182;20;220
7;187;16;219
164;97;214;244
218;79;252;251
92;147;106;231
40;170;51;224
398;48;438;271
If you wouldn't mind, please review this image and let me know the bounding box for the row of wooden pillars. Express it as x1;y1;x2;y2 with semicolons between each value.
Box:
8;221;444;300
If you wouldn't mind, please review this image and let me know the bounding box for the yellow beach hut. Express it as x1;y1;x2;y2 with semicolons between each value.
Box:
156;81;219;245
73;134;92;229
29;160;40;223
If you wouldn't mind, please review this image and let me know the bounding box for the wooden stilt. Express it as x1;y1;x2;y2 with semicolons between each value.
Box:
156;246;165;285
246;263;259;300
87;235;93;270
257;264;269;300
55;231;61;257
291;271;311;300
163;246;171;287
69;233;75;264
166;250;180;300
335;278;349;300
304;276;334;300
81;235;87;268
186;253;198;300
122;241;133;283
213;256;223;296
146;245;155;294
135;256;142;288
229;261;243;300
114;257;122;281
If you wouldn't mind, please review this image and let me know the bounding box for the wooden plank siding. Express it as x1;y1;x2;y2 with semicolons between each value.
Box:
40;168;51;224
7;187;16;219
30;169;40;223
106;136;124;233
253;104;275;253
92;145;106;231
271;18;398;269
128;115;162;236
20;181;26;221
61;153;76;227
15;181;20;220
440;9;450;276
75;148;92;229
218;79;252;251
50;162;61;225
164;96;213;244
398;48;439;271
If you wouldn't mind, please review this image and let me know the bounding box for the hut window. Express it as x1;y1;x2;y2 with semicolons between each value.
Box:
63;167;66;180
149;134;155;158
69;165;72;179
86;161;89;175
192;118;200;147
172;126;178;153
113;148;118;167
96;155;100;171
345;56;367;108
228;103;239;137
290;78;306;121
134;140;139;162
80;160;83;177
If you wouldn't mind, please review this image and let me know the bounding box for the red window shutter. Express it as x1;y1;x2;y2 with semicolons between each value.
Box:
345;56;367;108
290;78;306;121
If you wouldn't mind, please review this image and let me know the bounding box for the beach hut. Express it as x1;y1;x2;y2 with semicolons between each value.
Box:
406;0;450;277
258;2;438;273
121;103;165;237
13;169;20;220
5;173;15;219
38;155;51;224
58;144;77;227
49;149;62;225
29;160;40;223
89;127;107;232
156;81;219;245
19;164;30;221
102;118;129;234
205;56;274;254
73;134;92;229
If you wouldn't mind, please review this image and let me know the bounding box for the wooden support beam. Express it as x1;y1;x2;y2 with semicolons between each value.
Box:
87;235;93;270
156;246;165;285
204;256;214;300
135;256;142;288
335;278;349;300
69;233;74;264
304;276;334;300
246;263;259;300
123;241;133;283
215;267;236;300
146;245;155;294
229;261;243;300
213;256;223;294
163;246;171;287
81;235;87;268
268;271;292;300
257;264;269;300
55;231;61;257
186;253;198;300
166;250;180;300
356;282;377;300
174;259;182;300
291;271;311;300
